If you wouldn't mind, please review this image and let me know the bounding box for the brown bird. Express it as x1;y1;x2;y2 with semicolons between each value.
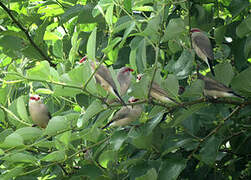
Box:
191;28;215;76
102;97;142;128
80;56;127;106
117;67;134;96
29;94;51;128
198;73;244;99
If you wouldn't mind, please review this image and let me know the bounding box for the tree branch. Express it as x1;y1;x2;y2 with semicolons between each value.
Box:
0;2;53;65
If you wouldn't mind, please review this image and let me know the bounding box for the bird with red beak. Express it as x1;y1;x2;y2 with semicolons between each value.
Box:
191;28;215;76
29;94;51;128
102;97;142;128
117;67;134;96
198;73;244;99
80;56;127;106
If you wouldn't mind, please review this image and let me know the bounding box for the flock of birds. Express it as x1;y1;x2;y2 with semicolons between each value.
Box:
29;28;245;129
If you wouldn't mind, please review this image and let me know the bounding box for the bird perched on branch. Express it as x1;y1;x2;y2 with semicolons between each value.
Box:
29;94;51;128
117;67;134;96
102;97;142;128
80;56;127;106
191;28;215;76
198;73;244;99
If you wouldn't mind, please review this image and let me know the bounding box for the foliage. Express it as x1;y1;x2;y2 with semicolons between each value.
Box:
0;0;251;179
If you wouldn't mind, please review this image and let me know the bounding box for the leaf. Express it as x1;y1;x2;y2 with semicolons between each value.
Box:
231;67;251;95
41;150;65;162
0;132;24;148
77;100;104;127
214;63;234;86
244;36;251;58
214;26;227;44
98;150;117;168
69;29;81;64
142;15;161;43
166;50;194;80
2;152;37;164
136;168;157;180
34;18;50;45
0;166;24;180
110;130;128;151
15;127;42;141
199;135;222;165
45;116;70;136
162;74;179;100
35;88;54;95
16;96;30;123
236;15;251;38
128;127;153;149
105;4;114;26
74;164;103;179
27;61;51;80
158;157;187;180
87;27;97;61
78;4;104;24
228;0;249;17
182;79;204;99
162;18;185;42
53;40;64;58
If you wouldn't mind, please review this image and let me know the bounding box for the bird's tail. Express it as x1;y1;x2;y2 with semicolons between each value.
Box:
232;91;245;99
207;59;215;76
114;89;127;106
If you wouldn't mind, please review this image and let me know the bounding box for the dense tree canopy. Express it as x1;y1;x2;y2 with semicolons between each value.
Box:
0;0;250;179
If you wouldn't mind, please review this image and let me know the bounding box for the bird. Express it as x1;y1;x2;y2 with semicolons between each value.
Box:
191;28;215;76
102;97;142;128
136;74;185;107
80;56;127;106
198;73;244;99
117;67;134;96
29;94;51;128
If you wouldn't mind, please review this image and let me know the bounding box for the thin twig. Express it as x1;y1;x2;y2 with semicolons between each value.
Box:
0;2;52;64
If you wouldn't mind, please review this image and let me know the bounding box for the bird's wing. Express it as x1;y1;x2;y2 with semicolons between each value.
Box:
204;77;232;92
40;104;51;119
96;65;117;90
112;107;131;121
193;34;214;60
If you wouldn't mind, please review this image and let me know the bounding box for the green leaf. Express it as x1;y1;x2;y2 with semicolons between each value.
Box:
78;4;104;24
0;166;24;180
15;127;42;141
166;50;194;79
158;157;187;180
35;88;54;95
110;130;128;151
16;96;30;123
77;100;104;127
128;127;153;149
142;15;161;43
168;40;182;53
34;18;50;45
244;36;251;58
53;40;64;58
162;18;185;42
98;150;117;168
199;135;222;165
214;26;227;44
41;150;65;162
74;164;103;179
27;61;51;80
182;79;204;98
69;29;81;64
231;66;251;95
45;116;70;136
136;168;157;180
2;152;37;164
236;15;251;38
162;74;179;100
87;27;97;61
214;63;234;86
228;0;249;17
0;132;24;148
105;4;114;26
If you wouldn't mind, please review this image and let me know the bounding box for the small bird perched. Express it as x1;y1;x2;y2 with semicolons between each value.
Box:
29;94;51;128
198;73;244;99
80;56;126;106
102;97;142;128
136;74;184;106
117;67;134;96
191;28;215;76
